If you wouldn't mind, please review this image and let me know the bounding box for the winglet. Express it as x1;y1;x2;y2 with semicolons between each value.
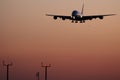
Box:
46;14;54;16
104;14;116;16
46;14;49;16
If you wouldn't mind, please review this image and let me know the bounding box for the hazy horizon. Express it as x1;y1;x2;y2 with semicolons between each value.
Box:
0;0;120;80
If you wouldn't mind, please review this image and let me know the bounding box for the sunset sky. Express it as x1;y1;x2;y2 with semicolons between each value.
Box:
0;0;120;80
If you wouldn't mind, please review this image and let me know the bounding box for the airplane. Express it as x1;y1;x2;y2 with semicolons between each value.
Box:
46;1;115;23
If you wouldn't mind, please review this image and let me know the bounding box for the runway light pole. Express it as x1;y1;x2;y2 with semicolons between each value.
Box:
36;72;40;80
2;61;13;80
41;62;51;80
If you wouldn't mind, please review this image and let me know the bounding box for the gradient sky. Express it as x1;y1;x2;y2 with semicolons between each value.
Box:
0;0;120;80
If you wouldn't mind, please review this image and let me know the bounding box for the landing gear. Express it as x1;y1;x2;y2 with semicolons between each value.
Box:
80;20;82;23
80;20;85;23
71;20;85;23
75;21;78;23
71;20;78;23
71;20;74;23
83;20;85;23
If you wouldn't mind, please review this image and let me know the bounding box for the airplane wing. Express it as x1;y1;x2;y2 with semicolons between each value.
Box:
46;14;116;23
83;14;116;20
46;14;72;20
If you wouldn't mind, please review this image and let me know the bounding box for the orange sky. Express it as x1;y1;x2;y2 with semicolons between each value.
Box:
0;0;120;80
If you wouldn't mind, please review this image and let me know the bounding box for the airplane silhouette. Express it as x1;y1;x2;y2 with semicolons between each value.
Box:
46;1;115;23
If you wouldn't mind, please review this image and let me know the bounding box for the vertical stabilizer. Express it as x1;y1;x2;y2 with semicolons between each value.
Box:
81;0;84;15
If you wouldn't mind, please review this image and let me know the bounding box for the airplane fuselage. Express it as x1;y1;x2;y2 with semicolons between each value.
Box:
72;10;83;17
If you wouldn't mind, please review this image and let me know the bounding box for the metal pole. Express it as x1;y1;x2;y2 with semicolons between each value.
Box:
38;73;39;80
41;62;51;80
36;72;40;80
45;66;47;80
7;65;9;80
2;61;13;80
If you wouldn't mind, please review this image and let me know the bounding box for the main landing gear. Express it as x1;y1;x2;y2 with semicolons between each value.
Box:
71;20;85;23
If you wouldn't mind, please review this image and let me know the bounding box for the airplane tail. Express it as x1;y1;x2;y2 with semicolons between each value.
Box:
81;0;84;15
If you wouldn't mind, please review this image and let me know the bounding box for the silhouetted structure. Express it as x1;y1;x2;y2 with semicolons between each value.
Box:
36;72;40;80
2;61;13;80
41;62;51;80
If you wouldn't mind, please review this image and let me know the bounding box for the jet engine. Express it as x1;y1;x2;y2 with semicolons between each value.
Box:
99;16;103;19
62;17;65;20
53;16;57;20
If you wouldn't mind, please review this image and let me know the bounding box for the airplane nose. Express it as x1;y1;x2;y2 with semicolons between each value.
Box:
72;10;80;16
